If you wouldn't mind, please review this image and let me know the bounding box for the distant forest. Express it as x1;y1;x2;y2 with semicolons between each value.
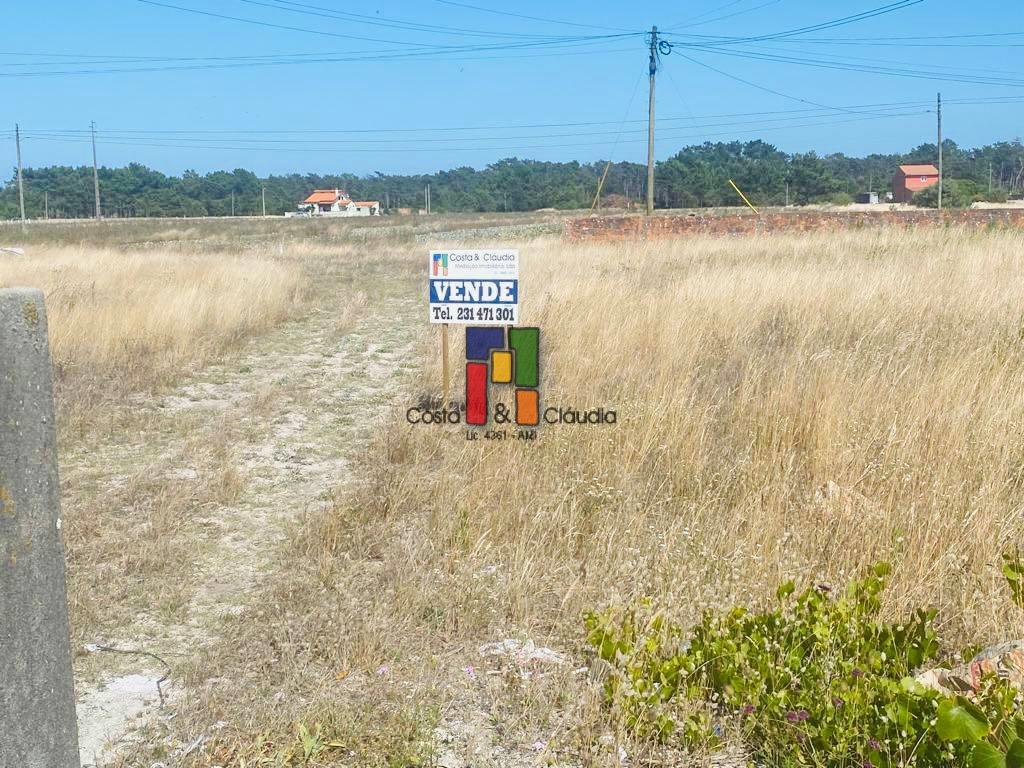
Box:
2;138;1023;219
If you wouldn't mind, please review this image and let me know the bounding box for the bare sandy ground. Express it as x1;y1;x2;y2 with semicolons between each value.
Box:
66;276;419;767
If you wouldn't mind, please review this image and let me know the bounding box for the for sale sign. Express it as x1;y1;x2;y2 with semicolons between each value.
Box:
429;249;519;325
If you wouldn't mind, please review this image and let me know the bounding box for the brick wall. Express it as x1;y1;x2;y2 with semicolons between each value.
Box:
565;209;1024;242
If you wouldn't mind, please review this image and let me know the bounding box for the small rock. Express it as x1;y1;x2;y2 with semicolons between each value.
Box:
436;751;462;768
478;638;567;666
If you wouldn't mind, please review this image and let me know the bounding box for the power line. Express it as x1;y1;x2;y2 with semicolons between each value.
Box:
17;109;933;155
676;43;1024;88
135;0;451;47
668;0;926;42
667;0;749;29
0;39;640;77
26;109;923;146
696;40;1024;78
17;96;1023;140
748;0;926;42
671;0;783;31
673;49;899;118
0;27;641;77
238;0;568;40
429;0;635;34
134;0;631;50
667;29;1024;49
777;30;1024;43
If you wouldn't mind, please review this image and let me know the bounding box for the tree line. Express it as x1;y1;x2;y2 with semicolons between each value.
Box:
2;138;1022;220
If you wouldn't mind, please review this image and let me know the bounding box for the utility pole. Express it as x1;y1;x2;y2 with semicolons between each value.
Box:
385;189;390;212
936;92;943;211
231;190;235;216
15;124;26;222
261;185;266;217
91;121;101;220
785;181;790;207
646;25;658;217
44;190;48;220
989;162;993;194
425;183;431;215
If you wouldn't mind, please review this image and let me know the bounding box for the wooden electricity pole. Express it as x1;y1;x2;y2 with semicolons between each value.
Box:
261;185;267;217
15;124;26;222
231;191;235;216
91;121;101;220
646;26;658;217
937;93;943;211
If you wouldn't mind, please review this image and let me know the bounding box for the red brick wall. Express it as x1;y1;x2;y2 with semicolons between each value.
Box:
564;209;1024;242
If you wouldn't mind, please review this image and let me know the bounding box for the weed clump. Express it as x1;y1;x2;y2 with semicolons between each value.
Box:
586;563;1024;767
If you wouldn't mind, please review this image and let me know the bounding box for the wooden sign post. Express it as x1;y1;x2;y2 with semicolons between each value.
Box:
441;323;450;406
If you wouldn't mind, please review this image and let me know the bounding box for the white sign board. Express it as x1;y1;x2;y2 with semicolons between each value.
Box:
429;249;519;325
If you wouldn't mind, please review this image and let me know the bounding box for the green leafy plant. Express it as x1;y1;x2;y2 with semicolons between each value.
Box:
585;564;1024;767
1003;551;1024;610
935;675;1024;768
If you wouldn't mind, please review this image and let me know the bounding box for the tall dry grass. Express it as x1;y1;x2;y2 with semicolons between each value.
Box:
152;227;1024;766
339;228;1024;656
0;247;304;415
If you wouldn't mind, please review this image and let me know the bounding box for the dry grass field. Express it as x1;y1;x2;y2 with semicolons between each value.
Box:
4;219;1024;767
0;245;304;424
152;226;1024;767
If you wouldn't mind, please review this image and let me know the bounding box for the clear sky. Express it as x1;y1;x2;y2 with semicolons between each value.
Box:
3;1;1023;176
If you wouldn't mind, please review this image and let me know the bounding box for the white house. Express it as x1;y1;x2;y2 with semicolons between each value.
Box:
292;189;380;217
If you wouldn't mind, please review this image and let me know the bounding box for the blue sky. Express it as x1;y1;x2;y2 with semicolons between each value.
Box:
3;1;1023;176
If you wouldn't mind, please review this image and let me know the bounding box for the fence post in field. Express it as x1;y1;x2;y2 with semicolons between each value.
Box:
0;288;81;768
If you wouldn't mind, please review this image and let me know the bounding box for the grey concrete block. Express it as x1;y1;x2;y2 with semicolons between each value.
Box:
0;288;81;768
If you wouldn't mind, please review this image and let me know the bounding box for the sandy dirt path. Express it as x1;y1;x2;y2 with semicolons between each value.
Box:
65;270;420;767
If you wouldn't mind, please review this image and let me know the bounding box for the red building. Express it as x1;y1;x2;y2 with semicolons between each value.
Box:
892;164;940;202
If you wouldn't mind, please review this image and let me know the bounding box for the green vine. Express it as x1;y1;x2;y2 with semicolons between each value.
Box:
585;563;1024;767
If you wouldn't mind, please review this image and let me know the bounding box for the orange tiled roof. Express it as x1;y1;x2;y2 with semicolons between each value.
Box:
354;201;379;207
303;189;347;204
898;164;939;176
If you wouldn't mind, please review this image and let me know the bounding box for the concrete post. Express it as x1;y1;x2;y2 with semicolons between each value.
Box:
0;288;81;768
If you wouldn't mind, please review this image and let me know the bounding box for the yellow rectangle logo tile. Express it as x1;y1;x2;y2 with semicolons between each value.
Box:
490;350;513;383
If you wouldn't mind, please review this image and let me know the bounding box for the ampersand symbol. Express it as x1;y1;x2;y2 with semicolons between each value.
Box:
493;403;511;424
